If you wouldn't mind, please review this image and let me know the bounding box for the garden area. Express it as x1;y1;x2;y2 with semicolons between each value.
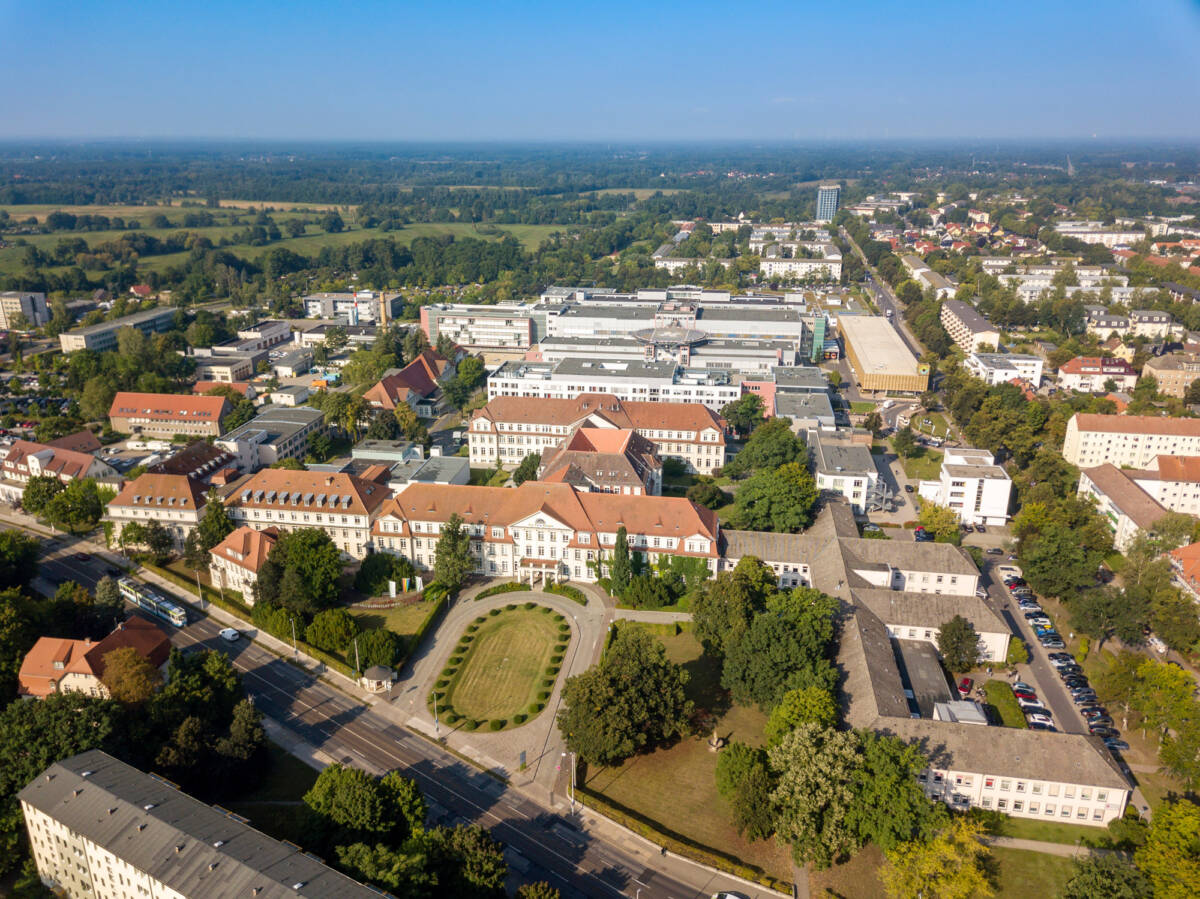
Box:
578;624;793;882
431;604;569;731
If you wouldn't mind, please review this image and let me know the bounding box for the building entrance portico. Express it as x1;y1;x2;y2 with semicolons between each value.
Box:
519;558;562;585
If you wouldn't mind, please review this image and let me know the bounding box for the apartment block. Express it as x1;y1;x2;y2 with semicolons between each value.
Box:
0;290;49;329
965;352;1044;386
1078;464;1169;552
108;392;230;439
941;300;1001;354
918;448;1012;526
1058;356;1138;393
58;307;177;353
1142;352;1200;398
372;481;720;584
1063;413;1200;467
469;393;726;474
224;469;390;559
19;750;380;898
815;184;841;223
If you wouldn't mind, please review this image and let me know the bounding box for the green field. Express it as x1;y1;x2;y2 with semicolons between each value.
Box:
350;601;432;647
581;626;792;882
445;608;562;722
0;204;561;276
900;447;944;482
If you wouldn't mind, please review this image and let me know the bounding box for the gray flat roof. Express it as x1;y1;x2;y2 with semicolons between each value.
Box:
66;305;175;337
220;405;324;444
772;365;829;391
18;750;380;899
943;300;996;335
775;392;835;421
893;638;955;718
838;316;921;375
812;434;876;476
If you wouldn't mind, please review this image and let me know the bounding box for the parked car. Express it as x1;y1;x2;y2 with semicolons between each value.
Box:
986;547;1003;555
862;523;882;533
73;552;90;562
1012;682;1036;694
904;484;914;493
1017;698;1046;712
1072;692;1099;705
1088;726;1119;738
1013;690;1038;702
1042;638;1066;649
1080;707;1108;719
1028;721;1057;732
1026;712;1054;726
975;524;986;533
958;677;973;699
1103;739;1130;751
1027;616;1052;627
219;628;240;643
1086;716;1114;728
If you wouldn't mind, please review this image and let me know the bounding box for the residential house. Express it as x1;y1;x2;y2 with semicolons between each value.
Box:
538;427;662;495
105;474;207;550
964;353;1044;386
363;348;461;417
1057;357;1138;393
0;439;116;502
17;616;171;699
208;526;279;601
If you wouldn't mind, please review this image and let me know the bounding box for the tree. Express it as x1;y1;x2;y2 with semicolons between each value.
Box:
893;426;919;459
725;417;807;476
881;818;994;899
21;475;64;518
516;884;561;899
422;823;508;895
100;646;162;704
0;531;39;590
1130;658;1196;745
512;453;540;486
918;503;962;543
321;212;345;233
714;742;775;841
142;520;174;563
769;725;863;868
394;403;428;442
258;529;344;612
1060;853;1150;899
42;478;106;533
557;627;692;765
1135;799;1200;899
863;411;884;435
722;588;839;710
196;490;235;551
720;393;765;438
354;552;416;596
335;843;430;895
609;526;631;596
214;699;266;772
356;627;404;670
79;376;117;422
937;615;981;673
1068;586;1148;652
304;763;391;839
765;686;838;745
305;608;361;653
686;481;729;510
433;513;472;592
731;462;818;533
850;731;943;853
691;556;776;655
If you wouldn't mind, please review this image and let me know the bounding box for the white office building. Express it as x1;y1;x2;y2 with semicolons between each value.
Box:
918;448;1012;526
965;353;1044;386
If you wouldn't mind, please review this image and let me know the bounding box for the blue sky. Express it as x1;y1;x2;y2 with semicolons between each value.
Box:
2;0;1199;141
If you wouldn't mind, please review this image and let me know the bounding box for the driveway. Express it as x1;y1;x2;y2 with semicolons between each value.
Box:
394;580;613;799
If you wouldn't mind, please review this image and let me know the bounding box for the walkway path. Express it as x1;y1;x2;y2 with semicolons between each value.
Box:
982;835;1120;858
612;608;691;624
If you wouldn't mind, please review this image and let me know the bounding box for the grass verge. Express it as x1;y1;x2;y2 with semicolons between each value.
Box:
984;680;1028;729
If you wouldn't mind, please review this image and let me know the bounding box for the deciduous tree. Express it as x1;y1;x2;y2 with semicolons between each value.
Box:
880;817;994;899
1135;799;1200;899
765;686;838;745
691;556;776;655
731;462;818;533
100;646;162;704
937;615;981;673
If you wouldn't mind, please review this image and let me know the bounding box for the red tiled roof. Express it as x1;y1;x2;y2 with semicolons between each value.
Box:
47;430;101;453
225;469;389;517
109;392;229;424
18;615;170;698
2;439;100;482
362;350;450;410
194;381;253;397
109;473;207;511
473;393;721;435
1060;357;1136;376
210;525;278;574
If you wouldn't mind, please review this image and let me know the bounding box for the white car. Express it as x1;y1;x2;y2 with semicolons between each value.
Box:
1026;712;1053;727
219;627;240;642
1017;698;1046;712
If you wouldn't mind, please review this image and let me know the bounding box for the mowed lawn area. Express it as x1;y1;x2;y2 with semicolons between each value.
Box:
350;600;433;652
446;608;562;722
580;626;793;882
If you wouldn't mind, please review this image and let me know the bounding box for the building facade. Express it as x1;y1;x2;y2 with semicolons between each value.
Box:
0;291;50;329
1078;464;1169;552
941;301;1001;354
1062;413;1200;468
469;393;727;474
965;353;1044;386
108;392;230;439
58;307;177;353
1057;357;1139;393
918;448;1012;526
839;316;930;393
815;184;841;223
1142;353;1200;398
105;474;208;550
208;525;278;600
215;406;325;471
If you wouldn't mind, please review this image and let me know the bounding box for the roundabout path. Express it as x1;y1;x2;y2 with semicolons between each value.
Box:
393;580;614;801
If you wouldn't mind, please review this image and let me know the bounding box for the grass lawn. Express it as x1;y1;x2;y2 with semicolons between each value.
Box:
991;847;1075;897
984;680;1028;729
899;448;943;481
580;627;793;882
351;601;432;647
994;815;1115;847
224;741;320;847
809;843;885;897
850;401;877;413
444;608;562;723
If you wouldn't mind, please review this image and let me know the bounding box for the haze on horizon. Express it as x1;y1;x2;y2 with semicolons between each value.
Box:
2;0;1199;143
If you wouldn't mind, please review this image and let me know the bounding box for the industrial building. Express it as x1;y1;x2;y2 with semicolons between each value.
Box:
839;316;930;393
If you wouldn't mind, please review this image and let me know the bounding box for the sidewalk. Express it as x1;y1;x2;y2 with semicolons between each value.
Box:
982;835;1120;858
613;608;691;624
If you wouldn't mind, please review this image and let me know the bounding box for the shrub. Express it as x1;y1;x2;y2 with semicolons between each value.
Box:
354;551;417;596
505;603;517;611
523;601;535;609
544;665;559;677
527;703;542;715
461;719;479;731
435;678;450;689
537;690;551;701
489;719;505;731
550;654;563;664
449;655;463;665
488;608;502;617
441;666;458;677
444;712;461;725
539;606;553;614
541;678;555;688
555;641;569;652
476;582;531;600
546;583;587;605
513;713;526;725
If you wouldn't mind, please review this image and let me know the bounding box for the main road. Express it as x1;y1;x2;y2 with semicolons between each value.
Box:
25;529;785;899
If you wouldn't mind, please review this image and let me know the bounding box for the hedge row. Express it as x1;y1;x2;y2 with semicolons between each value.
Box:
431;606;570;732
574;785;788;893
544;582;587;605
476;582;531;600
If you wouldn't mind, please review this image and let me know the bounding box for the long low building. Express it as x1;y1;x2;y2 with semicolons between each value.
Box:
58;306;178;353
20;750;381;898
839;315;929;393
215;406;326;471
109;392;230;440
469;393;727;474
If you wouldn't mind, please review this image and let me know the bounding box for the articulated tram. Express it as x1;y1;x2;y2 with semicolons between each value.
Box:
117;577;188;627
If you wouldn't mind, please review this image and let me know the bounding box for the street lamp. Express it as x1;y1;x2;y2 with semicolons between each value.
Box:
434;691;439;735
289;618;298;657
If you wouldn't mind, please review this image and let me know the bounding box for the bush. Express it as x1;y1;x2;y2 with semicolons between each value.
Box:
444;712;461;725
523;601;535;609
513;714;527;725
449;655;463;665
541;678;555;688
436;678;450;689
1075;636;1090;662
488;608;502;617
489;719;505;731
540;606;553;614
441;666;458;677
527;703;543;715
461;719;479;731
430;690;445;701
476;582;531;600
558;623;570;634
354;551;417;596
544;665;559;677
537;690;551;701
505;603;517;611
545;583;587;605
1006;639;1029;667
550;654;563;664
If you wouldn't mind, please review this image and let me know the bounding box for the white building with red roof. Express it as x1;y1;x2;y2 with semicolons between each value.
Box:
208;526;279;600
223;469;391;559
372;480;720;585
17;615;171;699
105;474;208;549
362;348;460;416
538;428;662;495
0;438;116;501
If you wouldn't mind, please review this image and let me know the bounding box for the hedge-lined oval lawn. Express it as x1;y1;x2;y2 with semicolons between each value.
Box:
433;604;571;730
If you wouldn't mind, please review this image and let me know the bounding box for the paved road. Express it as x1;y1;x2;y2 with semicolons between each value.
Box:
839;226;926;360
24;529;783;899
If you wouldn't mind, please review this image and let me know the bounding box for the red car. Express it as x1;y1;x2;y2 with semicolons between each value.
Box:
1013;690;1038;702
958;677;973;698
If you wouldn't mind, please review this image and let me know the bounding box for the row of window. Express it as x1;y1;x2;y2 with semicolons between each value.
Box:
238;509;364;526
